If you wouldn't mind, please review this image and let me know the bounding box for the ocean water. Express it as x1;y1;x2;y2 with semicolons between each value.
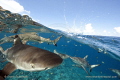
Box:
0;7;120;80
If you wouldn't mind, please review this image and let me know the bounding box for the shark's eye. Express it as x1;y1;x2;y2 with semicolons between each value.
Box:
30;63;35;68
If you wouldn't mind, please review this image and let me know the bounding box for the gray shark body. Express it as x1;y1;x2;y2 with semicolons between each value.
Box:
109;68;120;78
0;32;62;46
0;35;63;79
70;55;100;75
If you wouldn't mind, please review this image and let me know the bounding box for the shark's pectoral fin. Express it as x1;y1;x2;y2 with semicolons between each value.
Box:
81;65;90;76
0;62;16;79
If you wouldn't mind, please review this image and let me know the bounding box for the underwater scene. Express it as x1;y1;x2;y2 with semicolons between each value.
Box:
0;6;120;80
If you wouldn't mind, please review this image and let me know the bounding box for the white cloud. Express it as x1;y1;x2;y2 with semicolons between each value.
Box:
0;0;30;15
103;30;112;36
103;30;107;33
114;27;120;33
83;23;94;34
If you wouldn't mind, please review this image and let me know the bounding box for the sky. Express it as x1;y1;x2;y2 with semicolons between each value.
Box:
0;0;120;36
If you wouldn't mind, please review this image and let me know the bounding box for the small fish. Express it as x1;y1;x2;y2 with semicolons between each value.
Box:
54;49;70;59
70;55;100;75
0;35;63;79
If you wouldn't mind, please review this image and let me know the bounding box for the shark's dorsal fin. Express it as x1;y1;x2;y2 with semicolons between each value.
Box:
84;55;88;60
81;65;90;76
13;35;23;45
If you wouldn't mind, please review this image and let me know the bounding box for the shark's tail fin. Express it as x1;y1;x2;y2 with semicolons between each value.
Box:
53;36;62;46
90;64;100;72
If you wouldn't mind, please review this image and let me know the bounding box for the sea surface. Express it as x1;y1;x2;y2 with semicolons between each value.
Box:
0;7;120;80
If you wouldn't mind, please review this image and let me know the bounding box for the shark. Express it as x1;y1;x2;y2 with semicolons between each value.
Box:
70;55;100;75
0;35;63;79
53;49;70;59
109;68;120;78
0;32;62;46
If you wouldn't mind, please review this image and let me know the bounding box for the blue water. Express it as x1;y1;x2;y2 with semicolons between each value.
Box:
0;7;120;80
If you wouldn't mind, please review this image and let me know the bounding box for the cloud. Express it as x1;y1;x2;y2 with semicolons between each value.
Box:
103;30;112;36
114;27;120;33
0;0;30;15
83;23;94;33
103;30;107;33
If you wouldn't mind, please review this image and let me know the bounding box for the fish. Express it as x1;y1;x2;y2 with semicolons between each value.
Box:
70;55;100;75
0;32;62;46
0;35;63;79
109;68;120;78
53;49;70;59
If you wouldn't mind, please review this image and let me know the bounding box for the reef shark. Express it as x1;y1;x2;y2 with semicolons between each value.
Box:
70;55;100;75
53;49;70;59
109;68;120;78
0;35;63;79
0;32;62;46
